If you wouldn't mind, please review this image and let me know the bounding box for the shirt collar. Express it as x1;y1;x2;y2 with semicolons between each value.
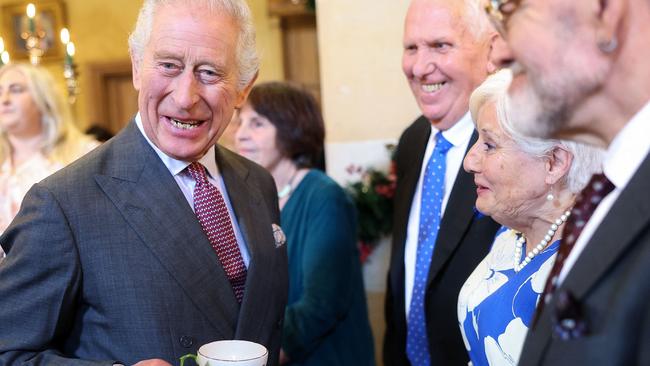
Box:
135;113;219;178
429;111;474;147
603;100;650;189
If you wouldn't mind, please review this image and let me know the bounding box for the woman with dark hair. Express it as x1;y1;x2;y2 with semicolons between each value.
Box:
235;81;374;366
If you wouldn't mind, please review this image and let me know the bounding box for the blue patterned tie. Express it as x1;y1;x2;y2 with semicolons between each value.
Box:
406;132;453;366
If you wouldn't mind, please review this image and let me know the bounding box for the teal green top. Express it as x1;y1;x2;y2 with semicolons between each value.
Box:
281;169;375;366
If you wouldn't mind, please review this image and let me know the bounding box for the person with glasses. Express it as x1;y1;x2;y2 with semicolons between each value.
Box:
487;0;650;365
384;1;501;365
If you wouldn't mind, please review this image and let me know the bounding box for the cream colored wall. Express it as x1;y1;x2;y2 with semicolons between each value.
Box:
316;3;421;364
0;0;283;130
316;0;420;143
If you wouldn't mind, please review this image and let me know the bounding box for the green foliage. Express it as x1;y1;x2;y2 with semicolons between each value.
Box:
347;169;395;244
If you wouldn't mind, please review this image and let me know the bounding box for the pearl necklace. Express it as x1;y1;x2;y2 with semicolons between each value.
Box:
513;210;571;273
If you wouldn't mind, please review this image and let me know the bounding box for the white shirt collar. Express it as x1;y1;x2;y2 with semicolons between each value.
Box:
603;100;650;189
135;113;219;179
429;111;475;147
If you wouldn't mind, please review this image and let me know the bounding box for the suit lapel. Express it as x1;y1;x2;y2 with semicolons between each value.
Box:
561;151;650;298
390;117;431;297
215;147;277;339
526;152;650;363
427;131;479;284
94;122;239;338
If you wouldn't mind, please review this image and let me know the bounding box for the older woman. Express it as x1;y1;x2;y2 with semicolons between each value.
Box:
235;81;374;366
0;63;98;243
457;70;603;366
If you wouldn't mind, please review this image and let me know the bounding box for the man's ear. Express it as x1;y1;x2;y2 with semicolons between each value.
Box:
596;0;626;50
130;51;142;91
235;71;259;109
487;32;508;73
545;146;573;185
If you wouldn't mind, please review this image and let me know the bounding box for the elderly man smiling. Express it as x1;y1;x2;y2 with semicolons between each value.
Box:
488;0;650;365
0;1;287;365
384;1;501;365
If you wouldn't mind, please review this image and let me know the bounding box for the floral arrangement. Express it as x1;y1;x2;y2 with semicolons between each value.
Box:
346;144;396;262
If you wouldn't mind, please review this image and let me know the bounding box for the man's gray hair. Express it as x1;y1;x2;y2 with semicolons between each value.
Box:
128;0;259;90
469;69;605;194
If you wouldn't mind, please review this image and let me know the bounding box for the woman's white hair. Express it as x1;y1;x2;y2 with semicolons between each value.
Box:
128;0;259;91
469;69;604;193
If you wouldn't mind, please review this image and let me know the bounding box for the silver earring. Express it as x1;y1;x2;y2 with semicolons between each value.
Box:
598;37;618;53
546;193;554;201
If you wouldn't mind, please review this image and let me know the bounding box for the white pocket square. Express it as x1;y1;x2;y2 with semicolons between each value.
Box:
272;223;286;248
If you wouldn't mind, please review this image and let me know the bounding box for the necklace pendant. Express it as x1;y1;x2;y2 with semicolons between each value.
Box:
277;184;292;199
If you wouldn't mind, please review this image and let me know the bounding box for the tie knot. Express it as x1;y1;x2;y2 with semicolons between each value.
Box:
434;132;453;154
187;162;209;185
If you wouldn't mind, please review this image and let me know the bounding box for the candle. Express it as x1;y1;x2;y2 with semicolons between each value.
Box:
0;37;5;66
26;4;36;33
65;42;75;65
60;28;70;45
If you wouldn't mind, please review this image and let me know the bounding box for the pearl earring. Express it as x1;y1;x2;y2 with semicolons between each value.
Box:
546;193;554;201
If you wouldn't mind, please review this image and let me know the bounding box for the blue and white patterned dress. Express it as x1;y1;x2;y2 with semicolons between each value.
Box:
457;227;559;366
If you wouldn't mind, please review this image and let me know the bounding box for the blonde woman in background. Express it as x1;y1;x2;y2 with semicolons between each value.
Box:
0;63;98;249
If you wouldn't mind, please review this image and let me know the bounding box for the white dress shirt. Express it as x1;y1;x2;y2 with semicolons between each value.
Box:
558;101;650;283
135;114;250;267
404;112;474;315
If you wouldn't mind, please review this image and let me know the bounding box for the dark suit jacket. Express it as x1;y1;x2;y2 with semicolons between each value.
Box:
383;116;500;366
519;152;650;366
0;121;288;366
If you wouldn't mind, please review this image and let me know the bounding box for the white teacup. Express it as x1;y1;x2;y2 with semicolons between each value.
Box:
180;340;268;366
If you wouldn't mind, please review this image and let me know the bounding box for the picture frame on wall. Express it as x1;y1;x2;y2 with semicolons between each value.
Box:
1;0;67;62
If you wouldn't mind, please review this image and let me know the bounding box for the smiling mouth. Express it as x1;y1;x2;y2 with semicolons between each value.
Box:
168;117;204;130
237;148;256;156
475;182;489;191
422;82;445;93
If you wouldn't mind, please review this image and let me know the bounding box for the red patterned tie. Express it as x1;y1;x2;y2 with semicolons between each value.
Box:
536;173;615;318
187;162;247;302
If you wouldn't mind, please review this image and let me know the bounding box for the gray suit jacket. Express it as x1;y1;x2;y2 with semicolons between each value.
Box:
519;152;650;366
0;121;288;366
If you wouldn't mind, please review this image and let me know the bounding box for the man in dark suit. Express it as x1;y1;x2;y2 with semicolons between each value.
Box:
488;0;650;365
383;0;501;365
0;1;288;365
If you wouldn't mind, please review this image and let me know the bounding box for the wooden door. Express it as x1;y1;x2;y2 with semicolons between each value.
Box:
86;61;138;135
281;14;321;103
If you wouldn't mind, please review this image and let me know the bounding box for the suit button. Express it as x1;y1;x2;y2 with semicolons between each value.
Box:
179;335;195;348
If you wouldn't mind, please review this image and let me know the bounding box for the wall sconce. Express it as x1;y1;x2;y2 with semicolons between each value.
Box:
60;28;78;104
1;0;68;66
